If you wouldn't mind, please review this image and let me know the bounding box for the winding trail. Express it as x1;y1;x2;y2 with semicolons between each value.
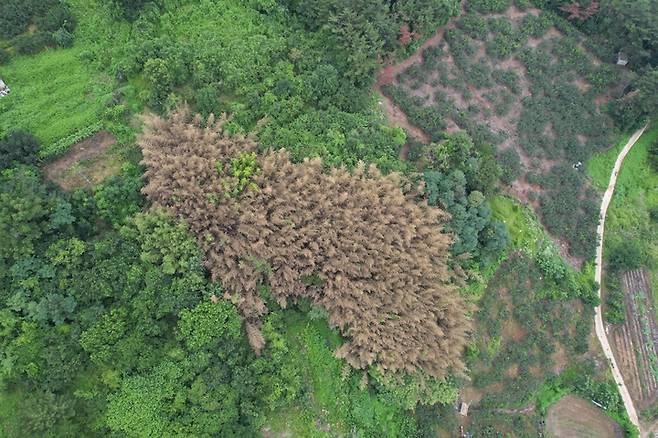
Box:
594;124;648;434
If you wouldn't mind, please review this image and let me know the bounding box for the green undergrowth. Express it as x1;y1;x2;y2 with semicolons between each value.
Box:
261;308;417;437
490;195;544;253
587;131;633;190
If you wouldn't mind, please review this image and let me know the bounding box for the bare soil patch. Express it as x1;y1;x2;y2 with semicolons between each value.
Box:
545;395;623;438
45;131;120;191
551;343;570;374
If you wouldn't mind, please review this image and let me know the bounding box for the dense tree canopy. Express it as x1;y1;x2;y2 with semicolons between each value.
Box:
2;0;653;434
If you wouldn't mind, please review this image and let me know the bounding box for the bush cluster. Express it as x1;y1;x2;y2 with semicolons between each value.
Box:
0;130;40;170
468;0;513;14
1;0;76;54
497;148;522;184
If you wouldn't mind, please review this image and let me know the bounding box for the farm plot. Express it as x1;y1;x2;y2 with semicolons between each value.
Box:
380;4;626;259
545;395;623;438
459;252;594;436
44;131;121;191
610;269;658;411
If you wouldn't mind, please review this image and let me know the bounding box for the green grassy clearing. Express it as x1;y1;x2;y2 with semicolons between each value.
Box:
587;131;633;190
490;195;544;253
0;47;112;157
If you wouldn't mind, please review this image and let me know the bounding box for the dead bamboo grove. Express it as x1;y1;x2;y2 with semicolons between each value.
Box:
140;109;470;378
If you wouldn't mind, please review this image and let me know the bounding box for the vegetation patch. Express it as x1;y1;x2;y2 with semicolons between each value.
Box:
381;5;625;259
601;124;658;310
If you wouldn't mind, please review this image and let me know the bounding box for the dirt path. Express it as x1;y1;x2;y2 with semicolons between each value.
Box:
495;403;535;414
594;124;648;434
374;25;455;145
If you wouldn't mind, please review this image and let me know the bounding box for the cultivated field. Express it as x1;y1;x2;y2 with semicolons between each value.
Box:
545;395;623;438
380;4;627;259
458;252;593;436
610;269;658;411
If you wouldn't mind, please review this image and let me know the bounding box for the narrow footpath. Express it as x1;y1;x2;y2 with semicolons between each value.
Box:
594;124;648;434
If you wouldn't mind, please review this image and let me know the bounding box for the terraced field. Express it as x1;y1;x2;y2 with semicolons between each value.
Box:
610;269;658;411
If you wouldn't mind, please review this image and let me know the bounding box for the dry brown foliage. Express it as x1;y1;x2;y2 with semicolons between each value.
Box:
560;2;599;21
140;109;471;378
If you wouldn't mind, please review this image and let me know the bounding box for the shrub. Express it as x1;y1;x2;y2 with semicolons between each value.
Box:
468;0;512;13
604;284;625;324
0;1;33;38
35;3;76;33
0;130;40;170
13;32;54;55
649;140;658;173
487;31;524;59
52;27;74;48
421;45;444;70
195;85;220;116
143;58;174;110
458;14;489;40
466;60;493;88
516;0;530;10
0;47;9;65
493;68;520;94
487;17;513;35
498;148;522;184
608;240;645;272
553;37;592;76
519;13;552;39
445;28;477;58
94;163;145;224
111;0;151;20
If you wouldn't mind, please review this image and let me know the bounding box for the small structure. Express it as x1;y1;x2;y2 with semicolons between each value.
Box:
459;401;469;416
616;52;629;66
0;78;9;97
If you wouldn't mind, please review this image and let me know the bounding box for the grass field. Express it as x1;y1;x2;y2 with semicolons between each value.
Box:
0;47;112;157
491;195;544;253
